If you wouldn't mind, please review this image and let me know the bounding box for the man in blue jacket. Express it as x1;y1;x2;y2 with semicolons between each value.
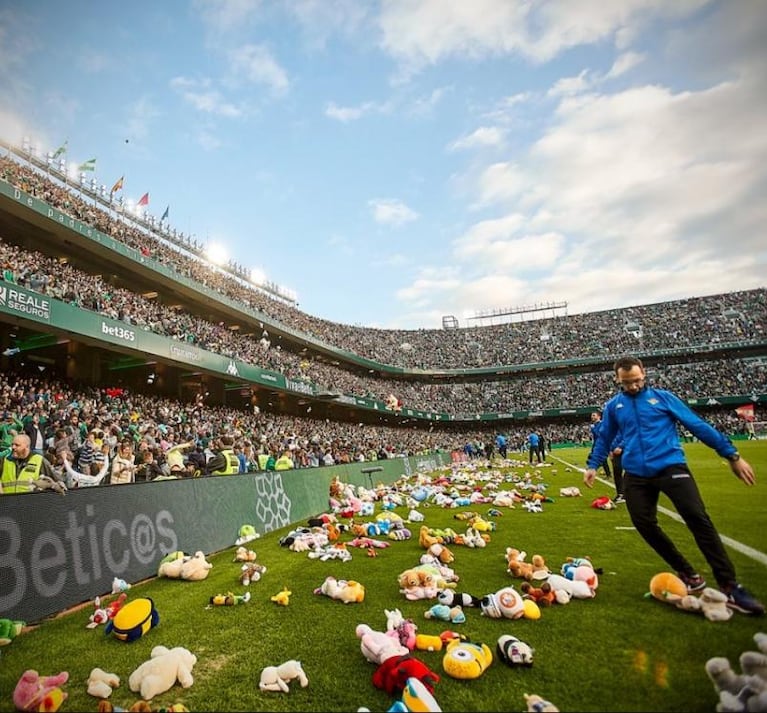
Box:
584;355;763;615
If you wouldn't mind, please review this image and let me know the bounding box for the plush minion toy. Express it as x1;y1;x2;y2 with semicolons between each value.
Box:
104;597;159;642
442;639;493;679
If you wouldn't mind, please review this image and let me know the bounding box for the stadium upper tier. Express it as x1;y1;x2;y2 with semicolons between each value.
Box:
1;152;765;375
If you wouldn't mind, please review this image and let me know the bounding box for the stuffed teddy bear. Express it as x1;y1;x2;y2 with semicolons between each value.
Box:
541;573;595;600
372;654;440;696
240;562;267;586
524;693;560;712
13;670;69;712
233;546;258;563
520;581;557;607
705;632;767;712
87;668;120;699
0;618;25;646
180;550;213;581
356;623;409;665
128;645;197;700
505;548;534;579
678;588;733;622
442;639;493;679
314;575;366;604
258;660;309;693
426;542;454;564
157;551;188;578
497;635;534;667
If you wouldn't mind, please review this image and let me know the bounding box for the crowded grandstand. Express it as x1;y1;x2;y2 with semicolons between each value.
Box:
1;142;765;480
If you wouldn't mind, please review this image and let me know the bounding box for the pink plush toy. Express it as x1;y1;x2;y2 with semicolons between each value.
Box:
13;669;69;712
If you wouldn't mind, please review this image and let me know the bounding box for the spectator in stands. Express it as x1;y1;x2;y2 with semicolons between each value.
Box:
62;450;109;488
584;355;764;616
0;410;21;453
0;433;62;494
111;441;137;485
23;412;46;455
135;448;164;482
166;439;195;476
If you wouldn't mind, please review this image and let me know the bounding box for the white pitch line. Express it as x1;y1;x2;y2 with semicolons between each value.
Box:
551;455;767;566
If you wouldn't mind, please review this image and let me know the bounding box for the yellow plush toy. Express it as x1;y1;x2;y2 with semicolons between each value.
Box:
442;639;493;679
271;586;292;606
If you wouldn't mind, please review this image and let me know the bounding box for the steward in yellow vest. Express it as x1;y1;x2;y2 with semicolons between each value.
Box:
206;436;240;476
1;434;61;494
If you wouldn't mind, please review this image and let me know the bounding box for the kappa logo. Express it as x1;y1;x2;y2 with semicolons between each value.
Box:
226;360;239;376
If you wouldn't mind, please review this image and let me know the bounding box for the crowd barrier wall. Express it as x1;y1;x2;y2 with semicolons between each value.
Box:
0;453;450;623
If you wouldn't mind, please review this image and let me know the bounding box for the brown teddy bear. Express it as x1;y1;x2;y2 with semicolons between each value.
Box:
505;548;534;579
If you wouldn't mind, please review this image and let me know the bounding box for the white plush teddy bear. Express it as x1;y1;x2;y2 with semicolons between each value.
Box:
705;632;767;712
86;667;120;698
180;551;213;581
259;660;309;693
128;645;197;700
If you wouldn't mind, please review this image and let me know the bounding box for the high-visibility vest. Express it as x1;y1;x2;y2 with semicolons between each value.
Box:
210;449;239;476
1;454;45;494
274;455;294;471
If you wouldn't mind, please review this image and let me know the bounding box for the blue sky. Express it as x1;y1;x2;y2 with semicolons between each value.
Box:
1;1;765;330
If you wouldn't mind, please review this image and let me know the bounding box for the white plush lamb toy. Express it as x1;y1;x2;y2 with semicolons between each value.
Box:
128;645;197;700
259;660;309;693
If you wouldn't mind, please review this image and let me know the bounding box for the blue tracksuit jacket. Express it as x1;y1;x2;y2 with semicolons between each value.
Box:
586;386;737;477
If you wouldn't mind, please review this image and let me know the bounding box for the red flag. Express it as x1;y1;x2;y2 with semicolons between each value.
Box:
735;404;755;422
137;192;150;207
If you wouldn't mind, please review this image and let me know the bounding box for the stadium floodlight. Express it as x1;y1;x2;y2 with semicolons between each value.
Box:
205;241;228;266
250;267;266;285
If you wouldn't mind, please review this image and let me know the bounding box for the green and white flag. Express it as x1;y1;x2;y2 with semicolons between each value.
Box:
52;141;68;159
78;157;97;172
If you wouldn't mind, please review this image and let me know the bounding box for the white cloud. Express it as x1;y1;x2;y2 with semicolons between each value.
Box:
448;126;506;152
547;70;591;98
170;77;242;117
605;51;645;79
325;101;378;122
378;0;711;71
229;44;290;94
368;198;419;227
